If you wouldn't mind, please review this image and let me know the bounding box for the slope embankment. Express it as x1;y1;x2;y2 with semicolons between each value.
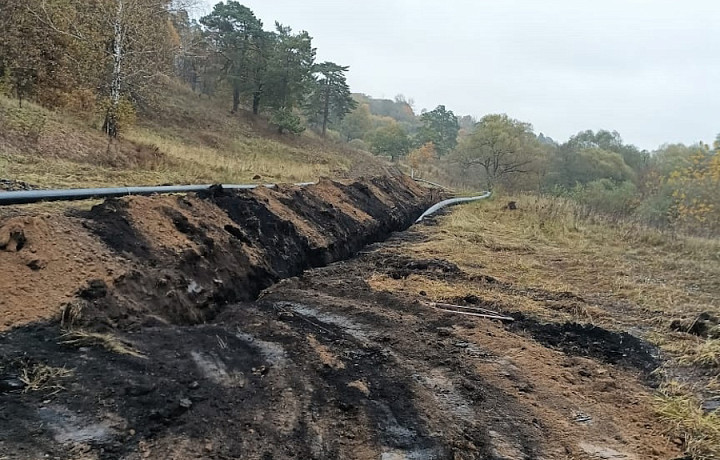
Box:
0;176;437;331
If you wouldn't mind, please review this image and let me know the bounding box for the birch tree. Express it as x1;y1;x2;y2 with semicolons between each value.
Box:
17;0;179;137
98;0;177;137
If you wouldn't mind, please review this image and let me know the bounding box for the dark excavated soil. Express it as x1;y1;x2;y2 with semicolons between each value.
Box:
0;180;678;460
66;176;438;330
508;314;660;374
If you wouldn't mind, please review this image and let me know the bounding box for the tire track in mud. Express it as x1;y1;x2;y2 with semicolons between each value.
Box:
250;265;547;458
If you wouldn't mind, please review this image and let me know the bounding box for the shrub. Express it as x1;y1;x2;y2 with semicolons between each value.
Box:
270;108;305;135
633;186;675;228
552;179;638;216
98;97;137;136
348;138;369;151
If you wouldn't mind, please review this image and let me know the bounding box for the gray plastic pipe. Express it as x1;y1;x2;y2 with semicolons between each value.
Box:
415;191;492;223
0;182;316;206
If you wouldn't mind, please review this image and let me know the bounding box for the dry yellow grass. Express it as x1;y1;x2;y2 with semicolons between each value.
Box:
124;128;342;184
382;193;720;457
413;195;720;320
366;272;604;322
678;339;720;369
60;330;146;359
0;87;373;189
656;381;720;460
19;363;73;394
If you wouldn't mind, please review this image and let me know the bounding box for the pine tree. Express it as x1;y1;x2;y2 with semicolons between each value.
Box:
305;62;356;137
200;2;265;114
264;23;315;133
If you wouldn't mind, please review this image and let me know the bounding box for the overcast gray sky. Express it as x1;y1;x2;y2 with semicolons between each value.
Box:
197;0;720;150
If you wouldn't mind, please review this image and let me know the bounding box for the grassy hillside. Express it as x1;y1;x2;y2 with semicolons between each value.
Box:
0;81;391;189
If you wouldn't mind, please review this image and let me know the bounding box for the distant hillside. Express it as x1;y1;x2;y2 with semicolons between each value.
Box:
354;94;418;125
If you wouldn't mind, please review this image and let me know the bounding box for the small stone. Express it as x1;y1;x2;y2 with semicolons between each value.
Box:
179;398;193;409
188;381;200;390
27;259;47;270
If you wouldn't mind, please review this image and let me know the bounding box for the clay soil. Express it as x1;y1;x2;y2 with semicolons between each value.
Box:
0;180;686;460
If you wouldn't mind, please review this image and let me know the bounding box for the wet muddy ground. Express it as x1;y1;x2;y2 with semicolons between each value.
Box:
1;227;683;459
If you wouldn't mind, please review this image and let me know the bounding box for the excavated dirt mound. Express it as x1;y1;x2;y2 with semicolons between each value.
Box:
0;180;682;460
0;176;436;332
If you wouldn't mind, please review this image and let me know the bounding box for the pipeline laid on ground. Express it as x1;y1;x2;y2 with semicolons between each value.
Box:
0;178;491;224
0;183;316;206
415;191;492;223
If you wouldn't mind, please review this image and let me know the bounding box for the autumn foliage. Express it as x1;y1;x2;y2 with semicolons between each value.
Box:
668;147;720;232
407;142;437;176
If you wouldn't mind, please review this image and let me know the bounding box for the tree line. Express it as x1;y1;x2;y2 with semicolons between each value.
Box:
323;87;720;235
1;1;718;234
337;96;463;160
453;119;720;235
353;98;720;235
0;1;357;136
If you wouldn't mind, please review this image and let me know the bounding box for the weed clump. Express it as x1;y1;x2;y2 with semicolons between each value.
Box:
60;330;146;359
19;363;73;394
655;382;720;460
